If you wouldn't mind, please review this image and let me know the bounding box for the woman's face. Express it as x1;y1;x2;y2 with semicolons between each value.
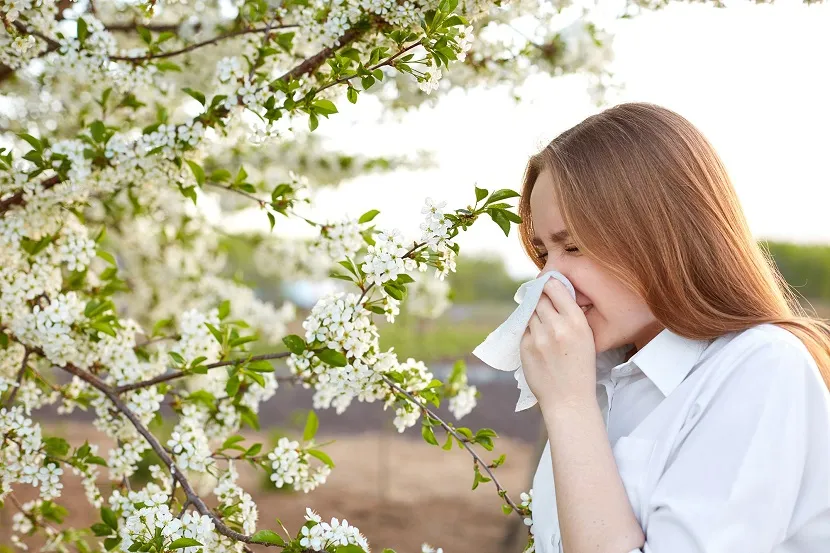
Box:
528;169;662;353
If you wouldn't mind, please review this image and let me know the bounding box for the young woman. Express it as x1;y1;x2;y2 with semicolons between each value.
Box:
517;102;830;553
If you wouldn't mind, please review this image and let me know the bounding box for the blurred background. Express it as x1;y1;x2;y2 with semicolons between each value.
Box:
3;0;830;551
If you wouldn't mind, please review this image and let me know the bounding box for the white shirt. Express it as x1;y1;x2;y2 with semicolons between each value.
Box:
531;322;830;553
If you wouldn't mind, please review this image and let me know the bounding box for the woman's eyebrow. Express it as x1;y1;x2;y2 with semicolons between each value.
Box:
531;230;570;246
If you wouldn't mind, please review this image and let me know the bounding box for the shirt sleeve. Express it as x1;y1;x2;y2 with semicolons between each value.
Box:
635;338;828;553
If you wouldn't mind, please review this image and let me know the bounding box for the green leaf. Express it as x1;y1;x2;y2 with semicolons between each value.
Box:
182;87;206;106
316;348;348;367
489;209;511;237
101;506;118;530
251;530;284;546
347;86;359;104
221;435;245;451
15;133;42;151
421;420;438;446
244;443;262;457
218;299;231;320
396;273;415;284
155;61;182;72
282;334;306;355
247;360;274;372
90;120;107;143
210;169;231;182
267;212;276;230
96;249;116;266
501;209;522;224
475;186;488;203
91;522;112;536
307;448;335;468
358;209;380;224
303;410;319;442
186;160;205;187
383;283;403;300
169;538;202;549
225;375;241;397
167;351;185;366
44;437;70;457
441;432;453;451
136;26;151;45
486;188;521;205
77;18;89;44
205;322;223;344
87;455;107;466
104;537;122;551
501;504;513;515
334;545;365;553
313;99;338;116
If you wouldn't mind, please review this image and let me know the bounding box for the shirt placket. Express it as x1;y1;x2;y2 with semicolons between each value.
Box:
601;362;636;428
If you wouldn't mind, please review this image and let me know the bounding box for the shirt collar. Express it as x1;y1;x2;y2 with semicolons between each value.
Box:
597;328;711;396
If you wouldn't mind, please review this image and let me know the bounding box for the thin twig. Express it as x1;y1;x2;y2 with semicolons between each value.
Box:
381;374;522;516
58;362;283;547
114;351;299;394
109;24;298;62
4;348;30;406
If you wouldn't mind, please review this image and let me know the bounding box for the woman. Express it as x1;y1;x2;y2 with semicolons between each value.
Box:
517;102;830;553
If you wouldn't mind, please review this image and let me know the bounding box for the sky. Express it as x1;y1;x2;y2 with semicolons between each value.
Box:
223;0;830;281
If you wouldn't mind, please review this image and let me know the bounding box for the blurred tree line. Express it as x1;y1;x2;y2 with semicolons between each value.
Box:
220;235;830;307
764;241;830;301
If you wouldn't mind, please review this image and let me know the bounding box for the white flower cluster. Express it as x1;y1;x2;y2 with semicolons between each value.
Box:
418;63;443;95
173;308;223;367
0;0;58;70
419;198;451;249
310;218;365;262
267;437;331;493
299;508;370;552
301;292;378;358
360;228;421;287
385;358;435;432
50;14;118;85
52;222;97;272
454;24;475;62
214;462;258;535
521;489;534;533
0;406;62;501
288;292;391;413
167;404;214;473
12;291;84;367
448;383;478;421
418;198;458;280
118;490;217;553
422;544;445;553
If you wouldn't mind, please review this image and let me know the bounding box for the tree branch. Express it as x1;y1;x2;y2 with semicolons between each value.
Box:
0;174;61;216
381;374;522;516
59;362;284;548
4;348;30;407
109;24;298;63
114;350;298;394
277;25;367;82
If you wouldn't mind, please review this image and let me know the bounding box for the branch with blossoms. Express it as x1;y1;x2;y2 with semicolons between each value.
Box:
0;184;532;553
0;1;548;552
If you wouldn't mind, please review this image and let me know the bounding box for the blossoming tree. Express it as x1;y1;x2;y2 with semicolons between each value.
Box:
0;0;619;552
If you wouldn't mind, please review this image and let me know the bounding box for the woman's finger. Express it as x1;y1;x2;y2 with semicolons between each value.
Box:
542;279;582;320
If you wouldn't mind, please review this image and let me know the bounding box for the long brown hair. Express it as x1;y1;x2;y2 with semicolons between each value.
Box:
517;102;830;388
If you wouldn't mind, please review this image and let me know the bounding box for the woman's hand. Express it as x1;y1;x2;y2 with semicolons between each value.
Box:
520;278;598;411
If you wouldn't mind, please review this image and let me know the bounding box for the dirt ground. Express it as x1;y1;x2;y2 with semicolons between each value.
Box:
0;421;539;553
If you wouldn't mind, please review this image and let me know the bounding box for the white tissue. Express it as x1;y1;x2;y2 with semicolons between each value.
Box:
472;270;576;412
